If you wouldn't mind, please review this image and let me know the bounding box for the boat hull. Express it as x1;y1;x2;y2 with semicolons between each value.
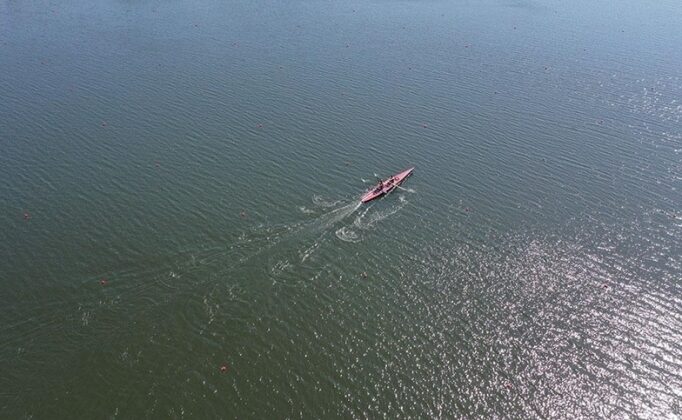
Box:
361;167;414;203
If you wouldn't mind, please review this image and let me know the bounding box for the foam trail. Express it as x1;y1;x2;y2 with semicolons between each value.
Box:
335;226;361;243
353;200;407;230
285;200;363;263
305;201;362;232
312;195;343;208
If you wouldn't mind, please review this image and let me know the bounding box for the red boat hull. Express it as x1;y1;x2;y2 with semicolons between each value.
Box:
361;167;414;203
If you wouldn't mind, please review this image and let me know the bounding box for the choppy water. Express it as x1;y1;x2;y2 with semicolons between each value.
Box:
1;0;681;418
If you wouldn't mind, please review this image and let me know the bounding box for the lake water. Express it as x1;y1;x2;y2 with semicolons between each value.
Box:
1;0;681;417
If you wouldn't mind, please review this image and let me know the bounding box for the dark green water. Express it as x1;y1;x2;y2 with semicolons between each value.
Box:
2;0;681;417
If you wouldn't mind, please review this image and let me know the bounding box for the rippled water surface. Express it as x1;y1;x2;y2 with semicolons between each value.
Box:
1;0;681;417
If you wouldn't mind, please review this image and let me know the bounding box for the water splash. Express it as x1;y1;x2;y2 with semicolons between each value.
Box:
335;226;361;243
312;195;343;208
353;199;408;230
298;206;315;214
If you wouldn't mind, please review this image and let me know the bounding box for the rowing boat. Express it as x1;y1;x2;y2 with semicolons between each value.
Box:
360;167;414;203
